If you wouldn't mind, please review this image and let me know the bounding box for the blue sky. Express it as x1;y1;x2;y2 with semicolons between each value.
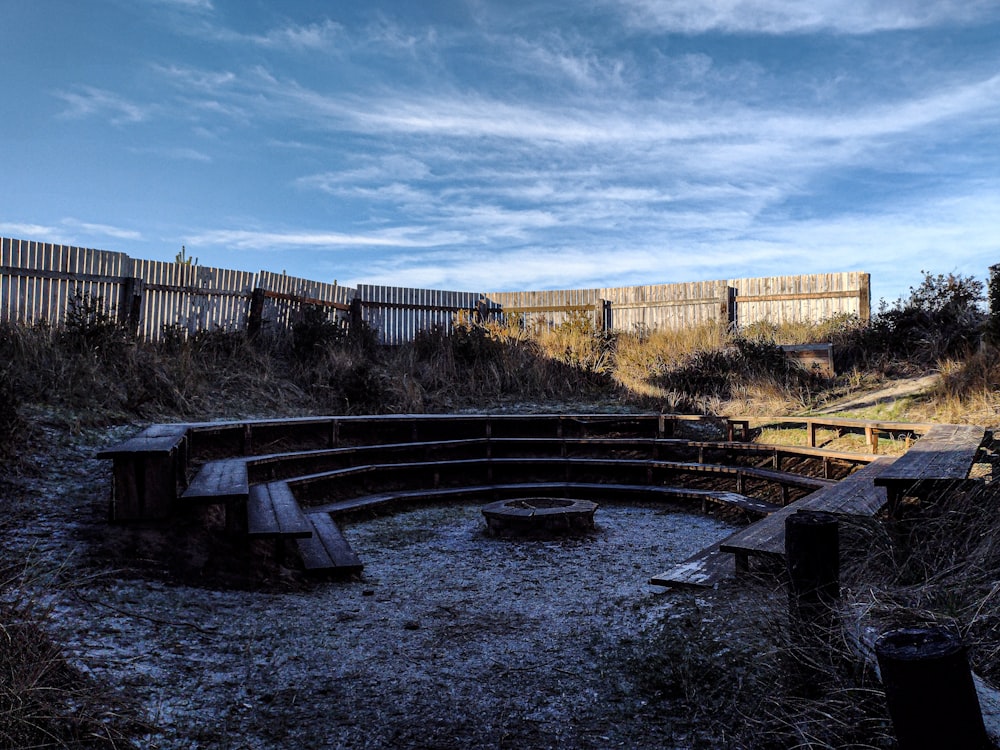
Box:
2;0;999;304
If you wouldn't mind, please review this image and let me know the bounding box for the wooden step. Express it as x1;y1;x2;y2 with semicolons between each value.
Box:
246;482;312;539
181;458;249;503
297;513;363;575
649;541;735;589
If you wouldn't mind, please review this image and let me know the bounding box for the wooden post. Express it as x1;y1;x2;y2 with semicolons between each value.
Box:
785;510;840;619
875;627;989;750
349;296;363;331
247;288;265;339
859;272;871;324
117;277;143;335
785;509;840;695
808;420;819;448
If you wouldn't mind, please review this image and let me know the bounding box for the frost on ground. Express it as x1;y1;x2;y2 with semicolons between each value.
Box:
11;428;742;749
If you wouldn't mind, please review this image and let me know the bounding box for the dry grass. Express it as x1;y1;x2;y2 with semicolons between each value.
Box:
0;563;143;749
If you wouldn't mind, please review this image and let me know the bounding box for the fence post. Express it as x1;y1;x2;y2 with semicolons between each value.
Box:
784;509;840;695
117;277;143;336
247;288;265;339
349;296;364;331
785;510;840;622
859;272;872;323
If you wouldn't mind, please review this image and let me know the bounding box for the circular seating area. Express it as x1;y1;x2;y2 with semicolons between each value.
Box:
99;413;982;586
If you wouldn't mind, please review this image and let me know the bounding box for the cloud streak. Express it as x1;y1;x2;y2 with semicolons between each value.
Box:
612;0;1000;35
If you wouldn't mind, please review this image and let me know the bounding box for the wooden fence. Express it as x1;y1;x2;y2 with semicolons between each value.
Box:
730;272;870;328
0;236;871;344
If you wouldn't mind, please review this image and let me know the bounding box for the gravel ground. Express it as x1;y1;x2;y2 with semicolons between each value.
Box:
7;425;743;749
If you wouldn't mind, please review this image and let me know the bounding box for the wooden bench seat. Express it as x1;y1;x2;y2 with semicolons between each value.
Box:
874;423;988;512
719;456;897;567
181;436;864;506
296;513;363;576
246;482;312;539
181;457;249;503
306;481;780;518
648;541;736;589
290;456;833;507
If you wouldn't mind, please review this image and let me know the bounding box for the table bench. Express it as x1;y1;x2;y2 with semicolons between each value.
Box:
297;512;363;576
873;423;988;513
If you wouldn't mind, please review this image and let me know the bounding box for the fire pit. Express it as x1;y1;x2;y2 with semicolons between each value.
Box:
481;497;598;537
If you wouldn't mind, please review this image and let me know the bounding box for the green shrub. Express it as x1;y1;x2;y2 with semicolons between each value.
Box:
840;271;985;372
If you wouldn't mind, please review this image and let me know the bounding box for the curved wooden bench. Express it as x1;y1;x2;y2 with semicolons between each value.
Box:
286;457;834;508
180;436;864;511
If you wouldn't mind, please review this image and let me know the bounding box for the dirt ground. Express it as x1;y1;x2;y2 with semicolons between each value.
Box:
5;421;753;749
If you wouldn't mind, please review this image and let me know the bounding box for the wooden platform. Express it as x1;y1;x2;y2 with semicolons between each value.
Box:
97;423;189;521
874;423;988;511
651;457;898;588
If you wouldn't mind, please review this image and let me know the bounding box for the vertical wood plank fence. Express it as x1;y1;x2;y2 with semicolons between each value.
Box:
355;285;488;345
730;272;870;328
0;236;871;345
0;237;129;327
131;260;258;341
601;280;731;331
255;271;355;338
484;288;608;332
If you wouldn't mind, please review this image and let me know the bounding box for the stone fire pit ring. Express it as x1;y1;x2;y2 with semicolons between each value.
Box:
482;497;598;537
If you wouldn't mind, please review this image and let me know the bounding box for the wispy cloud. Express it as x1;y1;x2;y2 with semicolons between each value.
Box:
0;219;142;245
61;219;143;241
129;145;213;162
189;228;454;251
612;0;1000;35
53;86;151;125
215;19;343;51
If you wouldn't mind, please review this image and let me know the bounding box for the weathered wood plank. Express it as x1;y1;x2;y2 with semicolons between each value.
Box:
97;424;188;457
649;542;734;588
246;482;312;538
181;458;249;502
297;513;363;574
875;424;986;483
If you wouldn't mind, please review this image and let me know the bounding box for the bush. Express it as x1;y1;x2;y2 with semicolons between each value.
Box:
840;271;985;372
61;291;130;354
291;305;347;361
0;368;21;458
